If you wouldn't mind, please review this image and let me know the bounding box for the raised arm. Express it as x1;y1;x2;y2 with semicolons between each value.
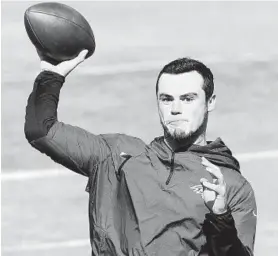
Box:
24;50;111;176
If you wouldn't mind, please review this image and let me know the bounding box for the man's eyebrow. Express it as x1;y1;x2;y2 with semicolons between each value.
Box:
159;93;173;98
180;93;198;98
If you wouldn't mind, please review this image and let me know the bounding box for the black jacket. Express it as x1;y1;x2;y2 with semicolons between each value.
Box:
25;71;257;256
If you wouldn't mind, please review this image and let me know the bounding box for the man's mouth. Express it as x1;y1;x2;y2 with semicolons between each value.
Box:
166;120;188;126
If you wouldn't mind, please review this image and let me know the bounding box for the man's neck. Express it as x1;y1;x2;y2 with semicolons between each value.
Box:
164;132;207;152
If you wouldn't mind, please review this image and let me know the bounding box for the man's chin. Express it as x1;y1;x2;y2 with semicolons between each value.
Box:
166;128;191;141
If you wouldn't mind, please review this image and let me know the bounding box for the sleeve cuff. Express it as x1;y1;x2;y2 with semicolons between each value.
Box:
203;209;237;236
36;71;65;85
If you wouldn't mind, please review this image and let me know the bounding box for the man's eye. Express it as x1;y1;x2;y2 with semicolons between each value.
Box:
182;97;194;102
161;98;171;102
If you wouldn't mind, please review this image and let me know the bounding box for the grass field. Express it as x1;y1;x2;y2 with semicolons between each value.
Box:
2;1;278;255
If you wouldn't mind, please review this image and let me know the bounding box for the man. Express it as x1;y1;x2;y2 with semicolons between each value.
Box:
25;50;257;256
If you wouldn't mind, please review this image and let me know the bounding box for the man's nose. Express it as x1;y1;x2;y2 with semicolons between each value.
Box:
171;100;182;115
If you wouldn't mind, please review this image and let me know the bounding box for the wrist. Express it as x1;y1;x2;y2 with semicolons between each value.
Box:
36;71;65;89
203;209;236;236
209;208;233;223
40;70;65;78
211;208;228;216
39;70;65;81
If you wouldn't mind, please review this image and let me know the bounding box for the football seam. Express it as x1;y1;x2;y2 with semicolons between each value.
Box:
28;10;95;42
25;11;48;52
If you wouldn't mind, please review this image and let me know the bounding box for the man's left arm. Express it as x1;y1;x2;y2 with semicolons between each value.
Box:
202;178;257;256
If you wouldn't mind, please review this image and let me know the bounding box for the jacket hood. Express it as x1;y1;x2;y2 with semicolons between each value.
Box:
150;136;240;173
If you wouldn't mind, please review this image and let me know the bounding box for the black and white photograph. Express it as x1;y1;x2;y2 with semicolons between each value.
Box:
1;1;278;255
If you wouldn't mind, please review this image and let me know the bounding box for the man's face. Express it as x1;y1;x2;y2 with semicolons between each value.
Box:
157;71;214;140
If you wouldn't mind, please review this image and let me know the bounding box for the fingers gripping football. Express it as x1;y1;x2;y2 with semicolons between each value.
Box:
40;49;88;77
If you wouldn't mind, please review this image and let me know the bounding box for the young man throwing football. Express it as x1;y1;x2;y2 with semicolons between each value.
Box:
25;50;257;256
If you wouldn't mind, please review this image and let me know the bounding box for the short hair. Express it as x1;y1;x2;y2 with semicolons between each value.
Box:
156;58;214;101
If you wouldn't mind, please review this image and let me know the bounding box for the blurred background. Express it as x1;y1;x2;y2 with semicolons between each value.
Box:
2;1;278;255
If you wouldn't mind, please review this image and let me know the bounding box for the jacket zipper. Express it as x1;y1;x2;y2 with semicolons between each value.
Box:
165;152;175;185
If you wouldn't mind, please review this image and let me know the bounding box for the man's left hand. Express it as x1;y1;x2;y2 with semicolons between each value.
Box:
200;157;228;215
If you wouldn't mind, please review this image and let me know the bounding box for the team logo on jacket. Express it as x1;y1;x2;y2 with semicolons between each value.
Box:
190;184;203;195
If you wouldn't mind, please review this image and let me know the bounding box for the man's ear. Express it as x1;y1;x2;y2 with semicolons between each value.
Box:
208;94;216;112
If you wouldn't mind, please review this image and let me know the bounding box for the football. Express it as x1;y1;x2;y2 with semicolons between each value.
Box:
24;2;95;65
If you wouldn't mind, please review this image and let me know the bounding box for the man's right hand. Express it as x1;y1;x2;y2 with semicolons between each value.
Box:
40;49;88;77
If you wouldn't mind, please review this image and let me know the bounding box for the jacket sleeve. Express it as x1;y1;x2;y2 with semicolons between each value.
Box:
203;180;257;256
24;71;111;177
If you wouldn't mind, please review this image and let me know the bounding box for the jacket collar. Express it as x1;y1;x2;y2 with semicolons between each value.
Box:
150;136;240;173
